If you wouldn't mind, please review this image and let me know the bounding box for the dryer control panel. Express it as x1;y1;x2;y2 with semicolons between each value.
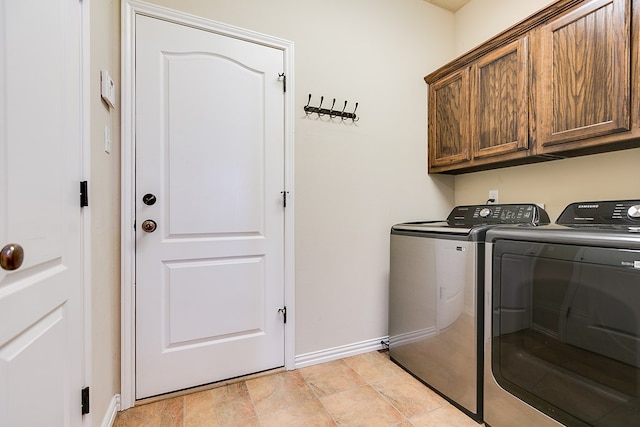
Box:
557;200;640;226
447;204;550;227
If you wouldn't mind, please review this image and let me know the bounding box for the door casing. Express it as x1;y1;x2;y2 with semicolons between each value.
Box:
120;0;295;409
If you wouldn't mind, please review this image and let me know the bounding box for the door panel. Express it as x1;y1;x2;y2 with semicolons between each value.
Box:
166;54;265;235
471;37;529;158
135;15;285;399
428;68;470;168
537;0;630;146
0;0;83;425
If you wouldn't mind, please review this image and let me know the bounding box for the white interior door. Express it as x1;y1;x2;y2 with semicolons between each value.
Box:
0;0;84;425
135;15;286;399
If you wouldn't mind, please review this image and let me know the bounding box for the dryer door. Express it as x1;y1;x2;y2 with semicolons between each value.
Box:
488;240;640;427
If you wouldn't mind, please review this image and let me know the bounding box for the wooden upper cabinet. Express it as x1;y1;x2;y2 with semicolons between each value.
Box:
471;37;529;159
537;0;630;149
427;37;530;173
425;0;640;174
428;68;470;168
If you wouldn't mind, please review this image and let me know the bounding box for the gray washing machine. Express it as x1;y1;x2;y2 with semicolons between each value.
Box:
389;204;550;422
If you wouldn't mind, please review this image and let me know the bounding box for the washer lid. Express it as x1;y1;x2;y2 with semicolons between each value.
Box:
391;221;471;234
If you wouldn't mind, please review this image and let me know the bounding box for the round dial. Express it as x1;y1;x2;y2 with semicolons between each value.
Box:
479;208;492;218
628;205;640;219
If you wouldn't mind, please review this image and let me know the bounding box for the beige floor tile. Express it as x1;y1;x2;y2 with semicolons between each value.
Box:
300;359;367;397
372;372;448;418
259;399;337;427
184;382;256;426
410;405;480;427
113;351;488;427
321;385;407;426
113;396;183;427
343;351;405;384
245;370;315;415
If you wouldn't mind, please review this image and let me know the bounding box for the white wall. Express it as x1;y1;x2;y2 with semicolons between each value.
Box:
119;0;456;357
452;0;640;220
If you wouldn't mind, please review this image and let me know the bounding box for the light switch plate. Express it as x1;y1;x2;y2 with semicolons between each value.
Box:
104;125;111;154
100;70;116;108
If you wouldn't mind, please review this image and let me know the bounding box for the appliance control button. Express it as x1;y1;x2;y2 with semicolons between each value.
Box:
628;205;640;219
479;207;492;218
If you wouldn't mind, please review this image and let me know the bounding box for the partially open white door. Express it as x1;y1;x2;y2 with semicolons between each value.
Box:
0;0;84;425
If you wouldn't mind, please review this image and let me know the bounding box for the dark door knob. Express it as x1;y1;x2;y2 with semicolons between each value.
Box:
141;220;157;233
142;193;157;206
1;243;25;271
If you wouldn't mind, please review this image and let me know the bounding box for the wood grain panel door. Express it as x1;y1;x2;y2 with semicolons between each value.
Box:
428;68;470;170
537;0;630;148
471;37;529;159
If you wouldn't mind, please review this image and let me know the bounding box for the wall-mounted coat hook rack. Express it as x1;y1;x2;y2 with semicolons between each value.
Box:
304;94;359;122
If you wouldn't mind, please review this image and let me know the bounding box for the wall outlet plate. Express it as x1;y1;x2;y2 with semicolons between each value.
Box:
488;189;499;204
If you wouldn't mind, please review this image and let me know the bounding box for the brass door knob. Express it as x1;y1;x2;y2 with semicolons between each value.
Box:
1;243;24;271
141;220;157;233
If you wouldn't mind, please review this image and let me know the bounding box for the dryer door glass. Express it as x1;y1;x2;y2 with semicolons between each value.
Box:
491;240;640;427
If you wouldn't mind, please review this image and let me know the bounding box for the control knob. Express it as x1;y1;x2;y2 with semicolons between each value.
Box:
479;208;492;218
628;205;640;219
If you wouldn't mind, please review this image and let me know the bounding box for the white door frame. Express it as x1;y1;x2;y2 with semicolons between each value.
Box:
81;0;92;425
120;0;295;409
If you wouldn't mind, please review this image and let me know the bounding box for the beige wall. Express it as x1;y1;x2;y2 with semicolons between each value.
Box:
135;0;456;355
455;150;640;220
92;0;625;420
90;0;121;424
88;0;456;420
454;0;554;55
453;0;640;221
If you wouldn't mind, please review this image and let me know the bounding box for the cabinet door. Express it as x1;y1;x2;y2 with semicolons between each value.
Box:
428;68;470;169
537;0;630;148
471;37;529;158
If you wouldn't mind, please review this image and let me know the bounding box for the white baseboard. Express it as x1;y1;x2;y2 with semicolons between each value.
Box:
294;336;388;369
101;394;121;427
389;327;436;347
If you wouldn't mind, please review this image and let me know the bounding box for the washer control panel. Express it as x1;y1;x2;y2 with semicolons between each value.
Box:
557;200;640;226
447;204;550;227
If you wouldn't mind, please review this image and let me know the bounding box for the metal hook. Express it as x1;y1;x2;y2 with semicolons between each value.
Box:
352;102;359;122
317;96;325;116
340;101;348;121
329;98;337;118
304;94;312;115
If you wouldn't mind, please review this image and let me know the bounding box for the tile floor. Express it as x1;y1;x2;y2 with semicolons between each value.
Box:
114;350;482;426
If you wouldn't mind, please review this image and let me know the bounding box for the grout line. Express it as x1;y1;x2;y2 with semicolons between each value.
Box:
182;395;186;427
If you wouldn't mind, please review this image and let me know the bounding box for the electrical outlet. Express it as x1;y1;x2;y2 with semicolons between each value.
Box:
488;189;499;204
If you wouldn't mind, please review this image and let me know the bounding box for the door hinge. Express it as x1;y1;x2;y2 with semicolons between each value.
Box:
278;306;287;323
81;387;90;415
278;73;286;93
281;191;289;208
80;181;88;207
